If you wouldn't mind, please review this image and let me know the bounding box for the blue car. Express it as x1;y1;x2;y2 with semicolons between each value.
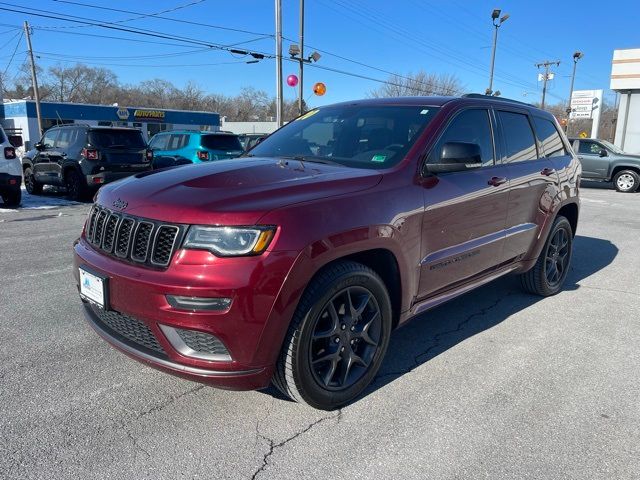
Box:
148;131;244;167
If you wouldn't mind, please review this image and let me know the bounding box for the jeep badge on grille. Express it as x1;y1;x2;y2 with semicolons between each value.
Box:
112;198;128;211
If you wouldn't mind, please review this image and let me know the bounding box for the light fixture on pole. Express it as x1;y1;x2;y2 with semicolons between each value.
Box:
289;45;321;115
565;51;584;131
486;8;509;96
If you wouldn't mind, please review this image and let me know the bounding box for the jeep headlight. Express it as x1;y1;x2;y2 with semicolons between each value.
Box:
183;226;276;256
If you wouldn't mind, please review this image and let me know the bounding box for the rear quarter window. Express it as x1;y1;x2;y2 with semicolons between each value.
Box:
497;111;538;162
533;117;567;157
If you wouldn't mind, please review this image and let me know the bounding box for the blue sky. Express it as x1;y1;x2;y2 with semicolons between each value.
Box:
1;0;637;108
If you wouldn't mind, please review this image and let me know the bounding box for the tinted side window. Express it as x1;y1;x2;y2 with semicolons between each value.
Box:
41;129;59;148
55;128;78;150
578;141;601;155
533;117;566;157
429;109;494;167
149;134;169;150
497;111;537;162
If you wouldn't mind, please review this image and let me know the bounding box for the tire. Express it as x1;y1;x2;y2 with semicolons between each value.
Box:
65;169;87;201
519;215;573;296
24;167;43;195
613;170;639;193
272;261;392;410
2;187;21;207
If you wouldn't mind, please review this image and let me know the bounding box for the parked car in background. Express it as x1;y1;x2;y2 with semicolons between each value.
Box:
238;133;268;151
148;131;243;168
570;137;640;192
22;125;152;201
0;125;21;207
74;95;580;410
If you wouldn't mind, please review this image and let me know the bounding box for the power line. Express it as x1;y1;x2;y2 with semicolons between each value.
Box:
52;0;273;38
2;28;22;77
33;55;256;69
0;3;275;59
41;0;206;30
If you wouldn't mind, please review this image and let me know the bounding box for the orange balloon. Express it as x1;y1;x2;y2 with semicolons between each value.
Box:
313;82;326;96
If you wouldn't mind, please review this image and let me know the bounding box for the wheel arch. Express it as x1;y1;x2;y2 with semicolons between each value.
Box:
611;164;640;179
556;201;579;237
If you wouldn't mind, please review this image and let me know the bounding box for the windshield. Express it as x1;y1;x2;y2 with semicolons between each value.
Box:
247;105;440;169
600;139;624;154
201;134;243;151
88;129;146;149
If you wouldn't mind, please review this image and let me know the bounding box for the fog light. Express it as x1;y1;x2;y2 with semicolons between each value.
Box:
159;325;231;361
166;295;232;312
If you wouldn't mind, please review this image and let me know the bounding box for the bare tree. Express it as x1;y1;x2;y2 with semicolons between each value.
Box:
369;71;464;97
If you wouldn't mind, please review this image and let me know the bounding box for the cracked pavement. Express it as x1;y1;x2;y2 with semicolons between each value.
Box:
1;185;639;479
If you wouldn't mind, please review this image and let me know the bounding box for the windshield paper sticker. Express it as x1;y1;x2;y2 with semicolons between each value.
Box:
372;154;387;162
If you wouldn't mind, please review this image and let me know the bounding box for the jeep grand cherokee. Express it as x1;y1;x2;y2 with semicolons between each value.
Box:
73;95;580;410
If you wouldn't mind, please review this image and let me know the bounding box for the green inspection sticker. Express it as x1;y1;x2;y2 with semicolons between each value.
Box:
371;154;387;162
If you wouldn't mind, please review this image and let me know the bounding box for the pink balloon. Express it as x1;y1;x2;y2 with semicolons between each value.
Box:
286;74;299;87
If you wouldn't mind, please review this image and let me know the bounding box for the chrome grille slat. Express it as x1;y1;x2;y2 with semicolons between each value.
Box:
84;205;183;269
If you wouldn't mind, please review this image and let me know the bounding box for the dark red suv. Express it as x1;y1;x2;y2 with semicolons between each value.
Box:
73;95;580;410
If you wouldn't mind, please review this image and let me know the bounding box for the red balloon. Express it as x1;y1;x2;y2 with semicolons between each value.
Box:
286;74;299;87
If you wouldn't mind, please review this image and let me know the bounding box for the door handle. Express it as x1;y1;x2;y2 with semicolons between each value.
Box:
488;176;508;187
541;167;556;176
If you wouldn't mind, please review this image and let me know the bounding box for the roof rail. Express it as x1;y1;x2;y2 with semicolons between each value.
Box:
462;93;532;107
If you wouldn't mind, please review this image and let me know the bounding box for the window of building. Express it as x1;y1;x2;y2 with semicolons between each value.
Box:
533;117;567;158
497;111;538;162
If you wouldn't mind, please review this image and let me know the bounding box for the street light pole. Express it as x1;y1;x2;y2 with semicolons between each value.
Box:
275;0;283;127
565;51;584;132
486;9;509;96
298;0;304;115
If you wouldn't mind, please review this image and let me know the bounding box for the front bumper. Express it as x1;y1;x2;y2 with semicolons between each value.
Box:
82;303;270;389
73;237;299;390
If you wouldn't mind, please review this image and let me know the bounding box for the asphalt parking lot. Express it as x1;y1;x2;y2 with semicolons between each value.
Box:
1;184;639;480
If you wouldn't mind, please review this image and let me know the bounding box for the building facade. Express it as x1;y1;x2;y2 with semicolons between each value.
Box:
611;48;640;153
0;100;221;150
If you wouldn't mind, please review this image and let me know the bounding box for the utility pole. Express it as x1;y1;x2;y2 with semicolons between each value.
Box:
565;51;584;132
275;0;283;127
298;0;304;115
24;21;43;136
486;9;509;96
535;60;560;110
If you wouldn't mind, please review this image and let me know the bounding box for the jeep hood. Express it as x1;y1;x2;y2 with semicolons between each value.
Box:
95;157;382;225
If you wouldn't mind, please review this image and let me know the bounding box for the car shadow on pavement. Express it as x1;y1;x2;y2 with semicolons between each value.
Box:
361;234;619;401
259;235;618;406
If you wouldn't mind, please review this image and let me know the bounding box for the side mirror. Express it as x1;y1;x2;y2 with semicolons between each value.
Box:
425;142;483;174
599;149;608;157
34;142;45;151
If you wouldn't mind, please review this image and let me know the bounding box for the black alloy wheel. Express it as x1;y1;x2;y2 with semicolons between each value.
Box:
24;167;42;195
544;227;570;288
309;286;382;390
273;261;392;410
65;170;86;201
519;215;573;297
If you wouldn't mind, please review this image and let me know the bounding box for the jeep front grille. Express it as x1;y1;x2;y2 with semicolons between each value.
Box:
85;205;185;268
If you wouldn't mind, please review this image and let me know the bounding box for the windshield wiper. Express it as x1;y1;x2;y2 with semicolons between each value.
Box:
279;155;342;166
